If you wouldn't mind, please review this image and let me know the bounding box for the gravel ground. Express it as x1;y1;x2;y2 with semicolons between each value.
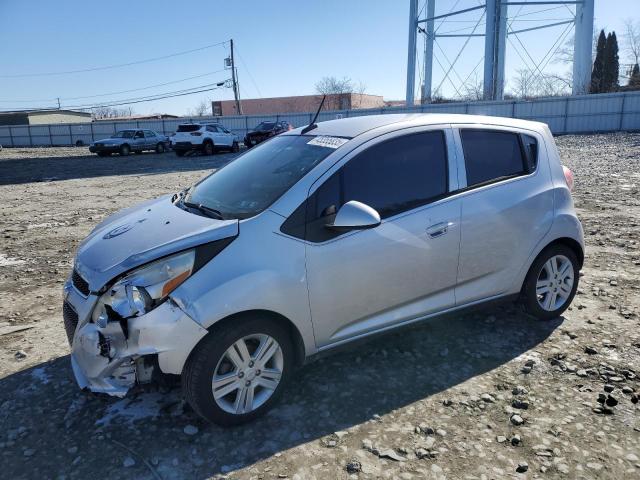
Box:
0;134;639;479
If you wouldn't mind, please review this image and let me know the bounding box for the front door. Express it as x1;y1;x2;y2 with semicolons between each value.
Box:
304;128;461;347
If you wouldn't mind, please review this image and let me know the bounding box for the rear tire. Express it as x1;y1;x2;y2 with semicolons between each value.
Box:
203;140;214;156
522;244;579;321
119;144;130;156
182;316;293;426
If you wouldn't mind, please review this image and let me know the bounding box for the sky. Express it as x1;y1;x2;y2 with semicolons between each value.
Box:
0;0;637;116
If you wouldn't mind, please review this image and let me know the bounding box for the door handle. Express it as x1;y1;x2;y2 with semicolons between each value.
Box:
426;222;449;238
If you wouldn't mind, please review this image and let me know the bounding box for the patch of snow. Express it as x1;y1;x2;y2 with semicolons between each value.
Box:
31;367;51;384
95;391;181;427
0;254;25;267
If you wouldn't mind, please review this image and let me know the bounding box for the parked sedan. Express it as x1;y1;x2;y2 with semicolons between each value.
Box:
89;129;169;156
244;121;293;148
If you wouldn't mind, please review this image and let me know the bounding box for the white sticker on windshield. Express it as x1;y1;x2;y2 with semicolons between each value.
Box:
307;136;348;149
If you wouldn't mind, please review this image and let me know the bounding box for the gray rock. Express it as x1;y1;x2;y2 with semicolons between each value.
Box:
481;393;495;403
511;414;524;426
378;449;406;462
516;462;528;473
123;456;135;468
511;434;522;446
496;435;507;443
14;350;27;360
604;384;614;393
183;425;199;436
585;346;598;355
512;386;528;395
346;459;362;473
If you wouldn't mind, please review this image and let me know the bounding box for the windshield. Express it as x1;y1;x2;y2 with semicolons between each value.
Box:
112;130;135;138
255;122;276;131
185;135;341;219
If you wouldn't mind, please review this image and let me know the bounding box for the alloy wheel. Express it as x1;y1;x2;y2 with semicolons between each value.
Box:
535;254;574;311
212;334;284;415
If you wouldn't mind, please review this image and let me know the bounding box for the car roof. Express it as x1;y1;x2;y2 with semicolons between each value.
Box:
284;113;546;138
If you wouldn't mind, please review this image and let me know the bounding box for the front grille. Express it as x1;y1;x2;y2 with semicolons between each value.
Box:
63;301;79;346
71;270;90;297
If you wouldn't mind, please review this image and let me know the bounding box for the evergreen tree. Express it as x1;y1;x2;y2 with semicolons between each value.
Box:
590;30;607;93
629;63;640;90
603;32;620;92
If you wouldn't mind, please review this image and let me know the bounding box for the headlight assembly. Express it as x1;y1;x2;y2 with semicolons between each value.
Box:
92;249;195;326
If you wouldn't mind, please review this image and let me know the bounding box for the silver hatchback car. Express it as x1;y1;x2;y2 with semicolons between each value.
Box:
63;114;583;425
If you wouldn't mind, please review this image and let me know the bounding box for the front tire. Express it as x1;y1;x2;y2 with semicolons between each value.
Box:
175;150;186;157
231;141;240;153
156;143;165;154
119;144;130;156
182;316;293;426
522;244;579;321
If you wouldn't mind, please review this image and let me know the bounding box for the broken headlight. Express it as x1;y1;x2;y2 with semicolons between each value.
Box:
92;249;195;326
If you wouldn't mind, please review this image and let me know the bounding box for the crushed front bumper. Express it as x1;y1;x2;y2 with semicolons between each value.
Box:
63;278;208;397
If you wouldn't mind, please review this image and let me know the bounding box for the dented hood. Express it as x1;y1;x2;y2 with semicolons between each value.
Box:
75;195;238;291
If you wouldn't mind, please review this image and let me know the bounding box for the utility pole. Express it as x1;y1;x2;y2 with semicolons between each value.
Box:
229;39;242;115
57;97;61;109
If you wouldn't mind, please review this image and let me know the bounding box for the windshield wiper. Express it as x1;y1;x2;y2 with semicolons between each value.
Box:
182;200;225;220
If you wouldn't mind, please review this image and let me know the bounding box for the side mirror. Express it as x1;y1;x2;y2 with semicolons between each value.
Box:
327;200;381;231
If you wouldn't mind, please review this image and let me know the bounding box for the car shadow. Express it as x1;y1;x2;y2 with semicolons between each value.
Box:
0;303;562;479
0;151;239;186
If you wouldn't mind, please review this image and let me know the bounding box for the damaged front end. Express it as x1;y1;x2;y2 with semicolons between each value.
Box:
63;243;230;397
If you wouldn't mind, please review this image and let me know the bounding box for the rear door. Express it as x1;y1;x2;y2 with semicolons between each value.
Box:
453;126;553;304
301;127;462;347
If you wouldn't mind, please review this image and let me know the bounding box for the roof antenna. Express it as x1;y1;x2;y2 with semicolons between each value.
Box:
301;95;326;135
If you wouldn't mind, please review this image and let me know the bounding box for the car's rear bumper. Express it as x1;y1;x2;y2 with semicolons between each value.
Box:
171;141;203;152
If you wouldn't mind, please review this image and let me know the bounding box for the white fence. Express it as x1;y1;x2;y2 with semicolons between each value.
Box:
1;91;639;147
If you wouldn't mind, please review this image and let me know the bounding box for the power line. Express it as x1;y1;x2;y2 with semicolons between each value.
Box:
0;69;229;103
0;81;230;112
0;40;228;78
234;47;262;98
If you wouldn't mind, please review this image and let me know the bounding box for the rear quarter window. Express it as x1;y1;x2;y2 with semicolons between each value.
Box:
460;130;526;187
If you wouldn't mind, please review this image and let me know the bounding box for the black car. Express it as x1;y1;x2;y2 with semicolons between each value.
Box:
244;121;293;148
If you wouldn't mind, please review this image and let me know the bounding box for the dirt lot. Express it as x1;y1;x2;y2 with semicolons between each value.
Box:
0;135;639;480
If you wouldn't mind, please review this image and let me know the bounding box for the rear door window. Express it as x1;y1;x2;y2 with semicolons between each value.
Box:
460;130;526;187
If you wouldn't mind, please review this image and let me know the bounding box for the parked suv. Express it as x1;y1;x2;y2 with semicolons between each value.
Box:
171;123;239;156
89;129;169;156
244;121;293;147
64;114;583;426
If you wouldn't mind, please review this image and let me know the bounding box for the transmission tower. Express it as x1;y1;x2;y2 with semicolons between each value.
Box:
406;0;594;105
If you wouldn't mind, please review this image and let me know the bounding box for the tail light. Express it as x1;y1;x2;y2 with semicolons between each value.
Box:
190;132;202;136
562;165;574;192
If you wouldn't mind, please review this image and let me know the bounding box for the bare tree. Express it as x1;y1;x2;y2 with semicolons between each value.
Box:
315;76;356;110
510;68;571;99
623;19;640;65
92;106;134;119
462;73;484;101
187;99;211;117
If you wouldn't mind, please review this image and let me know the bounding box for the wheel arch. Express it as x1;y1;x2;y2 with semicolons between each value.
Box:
200;309;306;369
519;236;584;295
